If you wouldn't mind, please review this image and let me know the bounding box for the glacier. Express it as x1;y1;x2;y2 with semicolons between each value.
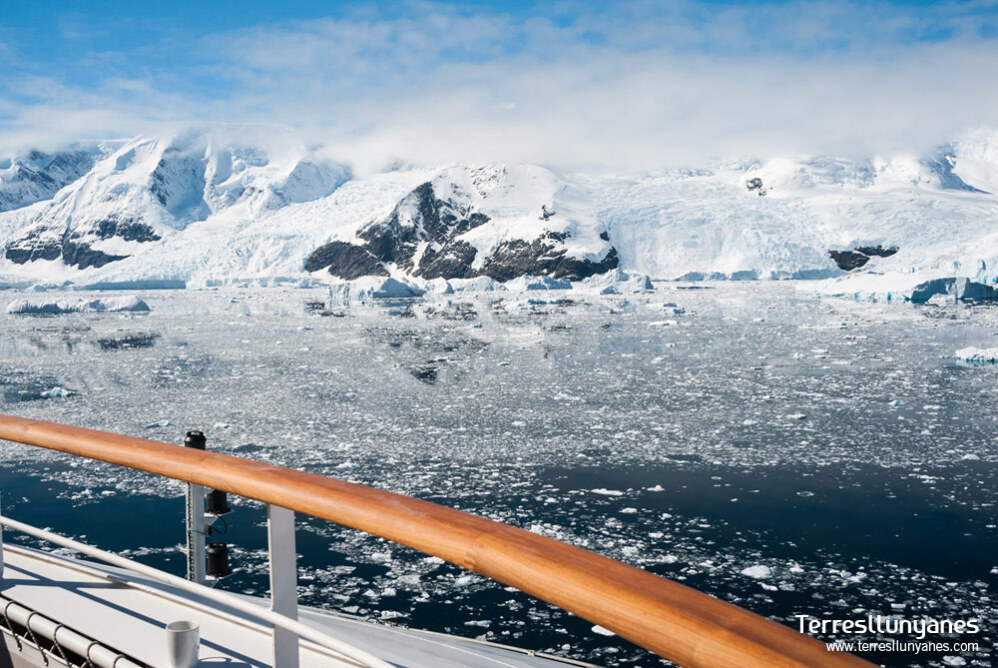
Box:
1;124;997;300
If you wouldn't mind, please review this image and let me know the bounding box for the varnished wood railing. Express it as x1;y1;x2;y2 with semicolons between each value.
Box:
0;414;872;667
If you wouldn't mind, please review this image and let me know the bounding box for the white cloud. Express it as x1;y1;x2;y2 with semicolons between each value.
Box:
2;2;998;170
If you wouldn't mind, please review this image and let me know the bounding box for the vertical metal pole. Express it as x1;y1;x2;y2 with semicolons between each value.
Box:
184;431;207;585
268;504;299;668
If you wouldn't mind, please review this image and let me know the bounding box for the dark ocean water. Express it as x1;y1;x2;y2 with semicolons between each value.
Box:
0;285;996;666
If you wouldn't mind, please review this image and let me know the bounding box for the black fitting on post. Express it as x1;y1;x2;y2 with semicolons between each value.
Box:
205;489;231;516
206;542;232;578
184;431;206;450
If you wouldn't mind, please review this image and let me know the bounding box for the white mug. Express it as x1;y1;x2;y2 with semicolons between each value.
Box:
166;620;200;668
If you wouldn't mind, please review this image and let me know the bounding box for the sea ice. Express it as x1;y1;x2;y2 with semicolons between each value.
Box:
503;275;572;291
40;387;74;398
740;565;773;579
6;296;150;314
328;277;426;302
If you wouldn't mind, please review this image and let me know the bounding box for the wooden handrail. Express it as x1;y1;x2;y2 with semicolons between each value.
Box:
0;414;872;668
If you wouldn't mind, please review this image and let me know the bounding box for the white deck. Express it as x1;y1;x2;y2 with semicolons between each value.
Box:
0;545;593;667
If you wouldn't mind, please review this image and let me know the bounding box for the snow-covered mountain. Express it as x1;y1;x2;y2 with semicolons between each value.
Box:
306;164;617;282
4;128;350;273
0;145;111;213
1;124;997;298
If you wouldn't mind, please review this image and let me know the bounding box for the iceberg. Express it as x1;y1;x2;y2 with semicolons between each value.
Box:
505;275;572;291
328;277;426;303
7;296;151;314
954;347;998;364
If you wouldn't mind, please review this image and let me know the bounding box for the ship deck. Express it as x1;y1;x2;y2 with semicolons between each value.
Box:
0;544;589;667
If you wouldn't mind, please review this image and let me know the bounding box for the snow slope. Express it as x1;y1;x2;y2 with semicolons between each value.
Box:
0;124;996;296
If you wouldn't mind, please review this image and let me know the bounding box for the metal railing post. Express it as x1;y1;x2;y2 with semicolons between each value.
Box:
184;431;206;584
268;504;299;667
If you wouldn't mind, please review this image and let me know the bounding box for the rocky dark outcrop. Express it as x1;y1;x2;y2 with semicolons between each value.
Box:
305;241;388;279
745;177;767;196
5;214;157;268
306;181;492;280
3;229;63;264
417;241;479;280
6;236;127;269
61;240;128;269
356;182;490;273
829;250;871;271
95;218;160;242
855;245;898;258
6;240;126;269
480;232;619;282
829;245;898;271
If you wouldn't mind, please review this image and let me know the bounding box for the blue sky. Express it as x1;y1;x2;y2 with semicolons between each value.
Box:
2;1;998;168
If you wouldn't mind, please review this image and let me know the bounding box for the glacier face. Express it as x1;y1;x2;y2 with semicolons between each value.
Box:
1;125;997;295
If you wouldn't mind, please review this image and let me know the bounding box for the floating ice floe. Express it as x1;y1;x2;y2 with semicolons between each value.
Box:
40;387;74;398
954;347;998;364
6;296;150;314
651;302;686;315
591;625;616;636
329;277;426;302
504;275;572;291
423;278;455;294
590;488;625;496
740;565;773;579
449;276;505;292
582;270;654;294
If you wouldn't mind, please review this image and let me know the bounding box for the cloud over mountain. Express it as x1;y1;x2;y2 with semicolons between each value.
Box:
2;2;998;171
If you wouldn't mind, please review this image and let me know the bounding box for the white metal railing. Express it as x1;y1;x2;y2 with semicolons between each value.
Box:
0;592;144;668
0;513;392;668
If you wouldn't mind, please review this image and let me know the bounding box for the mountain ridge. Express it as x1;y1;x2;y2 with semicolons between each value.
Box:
0;126;996;298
